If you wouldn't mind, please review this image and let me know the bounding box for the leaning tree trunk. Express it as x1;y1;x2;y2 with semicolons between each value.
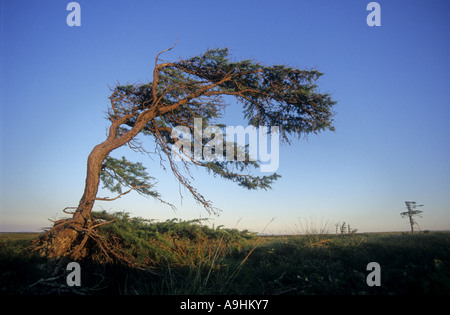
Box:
36;112;152;259
38;58;181;259
40;143;108;259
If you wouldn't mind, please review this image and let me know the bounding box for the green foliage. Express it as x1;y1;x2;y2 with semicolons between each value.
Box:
202;161;281;190
100;156;159;198
174;48;336;140
91;211;256;266
101;47;337;212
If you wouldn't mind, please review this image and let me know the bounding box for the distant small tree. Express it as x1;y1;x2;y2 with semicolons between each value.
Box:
347;224;357;235
340;222;347;236
401;201;424;235
335;223;340;236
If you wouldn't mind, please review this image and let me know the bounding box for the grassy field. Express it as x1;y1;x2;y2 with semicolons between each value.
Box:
0;215;449;295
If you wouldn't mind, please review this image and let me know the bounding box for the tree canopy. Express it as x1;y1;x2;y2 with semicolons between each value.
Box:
100;47;336;214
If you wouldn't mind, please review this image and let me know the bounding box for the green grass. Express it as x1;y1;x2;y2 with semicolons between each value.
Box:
236;232;450;294
0;215;449;295
0;232;42;241
0;233;48;294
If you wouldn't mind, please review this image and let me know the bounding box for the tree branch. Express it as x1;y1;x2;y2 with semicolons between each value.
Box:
95;185;151;201
154;37;179;68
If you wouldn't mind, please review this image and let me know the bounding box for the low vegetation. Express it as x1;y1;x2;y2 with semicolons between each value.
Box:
1;212;449;295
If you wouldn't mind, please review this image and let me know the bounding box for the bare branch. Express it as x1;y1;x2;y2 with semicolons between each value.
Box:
62;207;78;214
154;37;179;67
95;185;151;202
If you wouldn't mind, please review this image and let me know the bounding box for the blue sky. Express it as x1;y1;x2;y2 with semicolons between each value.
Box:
1;0;449;233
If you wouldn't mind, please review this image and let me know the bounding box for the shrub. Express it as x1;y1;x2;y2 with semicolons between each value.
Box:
92;211;257;268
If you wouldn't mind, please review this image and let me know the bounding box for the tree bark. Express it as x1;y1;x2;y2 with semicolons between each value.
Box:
42;143;109;258
74;144;110;223
40;107;158;258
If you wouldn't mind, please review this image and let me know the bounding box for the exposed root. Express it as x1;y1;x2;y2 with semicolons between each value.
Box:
32;215;137;268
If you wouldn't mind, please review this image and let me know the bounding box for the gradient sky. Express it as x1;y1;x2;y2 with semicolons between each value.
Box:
1;0;449;233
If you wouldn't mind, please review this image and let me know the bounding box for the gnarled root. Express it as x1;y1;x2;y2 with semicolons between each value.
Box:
33;218;83;259
32;215;136;267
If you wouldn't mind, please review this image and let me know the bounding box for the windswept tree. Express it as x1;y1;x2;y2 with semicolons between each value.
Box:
401;201;424;235
34;46;336;260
